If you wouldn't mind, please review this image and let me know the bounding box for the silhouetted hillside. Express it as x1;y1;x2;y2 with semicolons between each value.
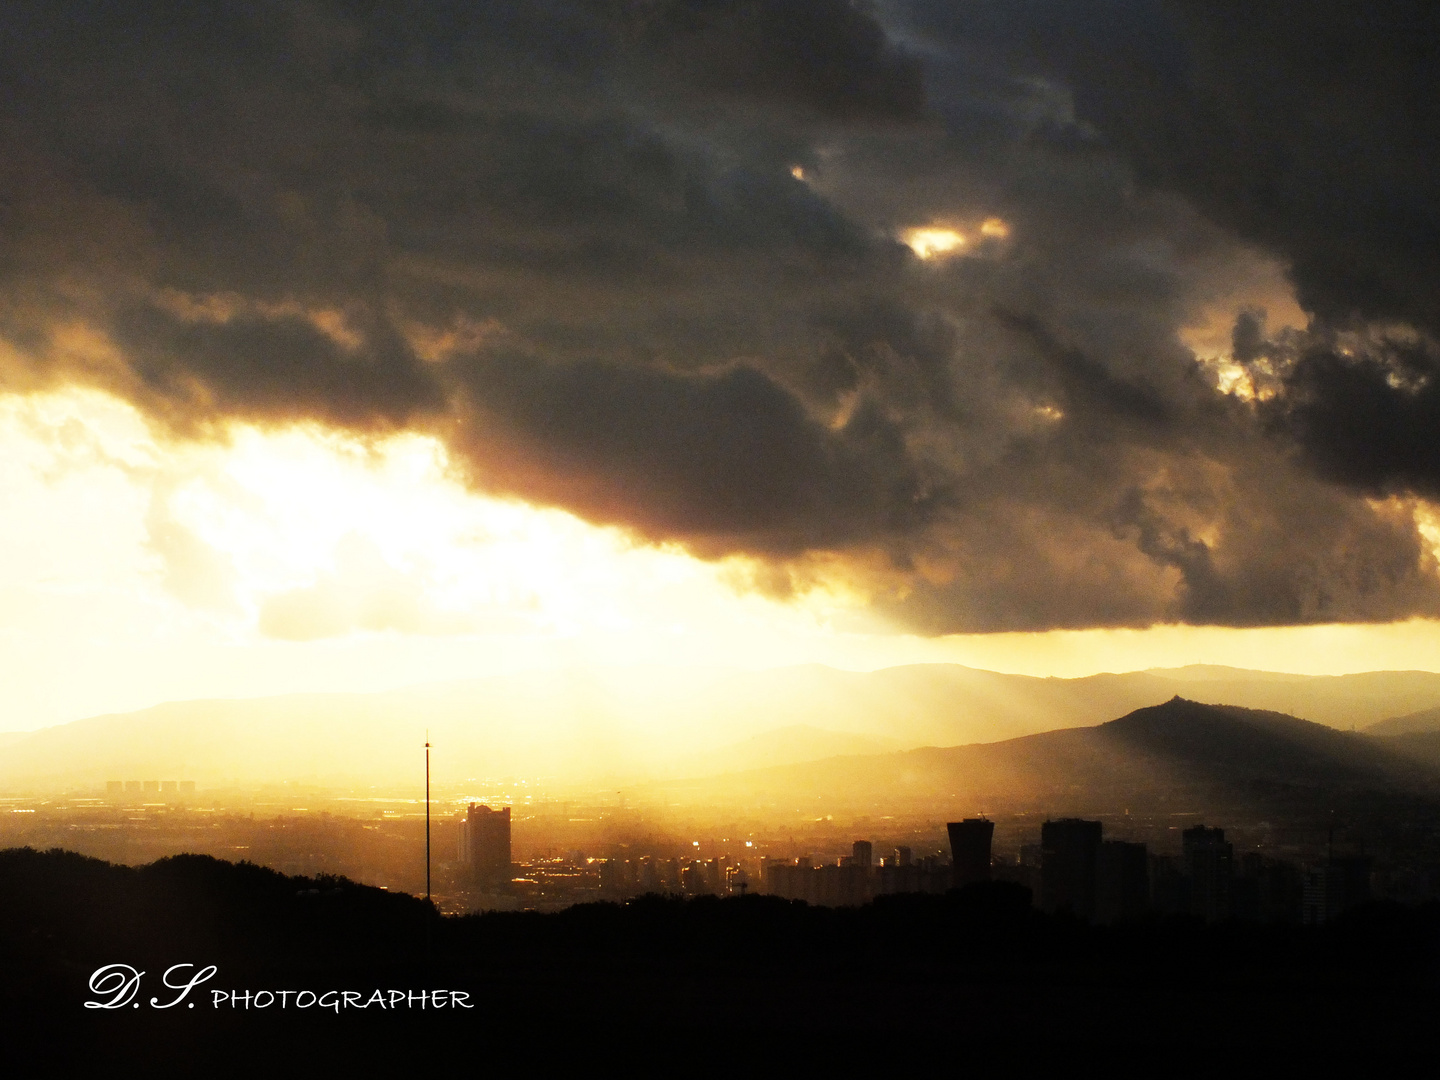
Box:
657;698;1440;812
0;848;435;989
3;848;1437;1068
1098;698;1428;789
1374;731;1440;772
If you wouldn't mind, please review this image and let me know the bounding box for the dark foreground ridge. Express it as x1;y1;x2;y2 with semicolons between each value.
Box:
3;848;1439;1068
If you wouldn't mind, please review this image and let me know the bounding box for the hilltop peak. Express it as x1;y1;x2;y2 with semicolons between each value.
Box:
1102;696;1326;738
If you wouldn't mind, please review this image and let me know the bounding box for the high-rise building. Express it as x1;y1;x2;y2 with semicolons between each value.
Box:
947;819;994;889
1148;854;1186;915
1096;840;1149;922
460;803;512;887
599;859;621;894
1183;825;1233;921
852;840;873;869
1040;818;1102;918
1236;853;1304;922
763;858;871;906
682;860;708;895
1302;855;1372;924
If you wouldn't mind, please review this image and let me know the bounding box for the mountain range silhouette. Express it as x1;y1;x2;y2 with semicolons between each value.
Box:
5;664;1440;790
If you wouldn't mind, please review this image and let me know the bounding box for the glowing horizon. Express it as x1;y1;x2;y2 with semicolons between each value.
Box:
5;386;1440;735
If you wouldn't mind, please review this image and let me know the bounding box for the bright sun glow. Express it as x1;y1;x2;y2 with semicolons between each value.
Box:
17;389;885;649
0;388;889;725
5;387;1440;732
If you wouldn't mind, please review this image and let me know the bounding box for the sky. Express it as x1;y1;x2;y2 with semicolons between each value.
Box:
2;2;1439;731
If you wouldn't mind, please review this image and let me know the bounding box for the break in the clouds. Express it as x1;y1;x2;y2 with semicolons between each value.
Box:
1;0;1437;632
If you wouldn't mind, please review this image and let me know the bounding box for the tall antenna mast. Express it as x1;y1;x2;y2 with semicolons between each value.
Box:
425;731;432;905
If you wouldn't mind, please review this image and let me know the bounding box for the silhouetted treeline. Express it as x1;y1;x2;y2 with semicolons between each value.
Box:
0;846;436;991
5;847;1438;1067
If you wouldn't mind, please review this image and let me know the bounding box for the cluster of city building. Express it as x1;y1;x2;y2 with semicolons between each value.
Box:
104;780;197;796
764;818;1374;924
454;804;1375;924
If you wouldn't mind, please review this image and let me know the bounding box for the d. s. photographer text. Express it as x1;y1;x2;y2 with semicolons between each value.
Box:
85;964;473;1013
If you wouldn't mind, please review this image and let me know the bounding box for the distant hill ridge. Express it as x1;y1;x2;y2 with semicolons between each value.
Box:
655;697;1440;813
1367;705;1440;737
1143;665;1312;683
3;664;1440;791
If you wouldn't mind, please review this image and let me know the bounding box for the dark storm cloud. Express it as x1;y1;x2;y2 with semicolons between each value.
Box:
605;0;927;121
1245;324;1440;501
1;0;1439;631
454;352;934;553
109;301;443;431
918;0;1440;495
991;311;1172;429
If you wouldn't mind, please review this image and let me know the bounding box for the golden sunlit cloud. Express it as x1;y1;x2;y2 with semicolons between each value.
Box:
1179;250;1309;401
1176;252;1312;404
903;226;967;260
152;288;366;352
5;387;1440;735
903;218;1010;260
